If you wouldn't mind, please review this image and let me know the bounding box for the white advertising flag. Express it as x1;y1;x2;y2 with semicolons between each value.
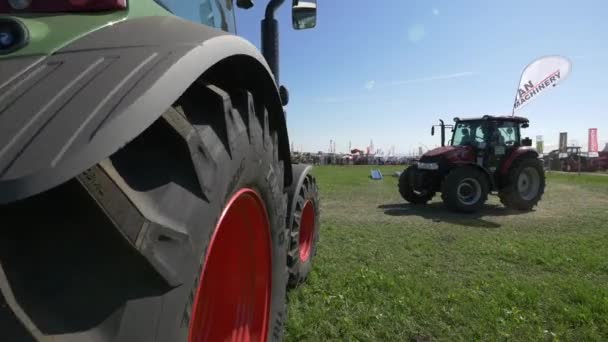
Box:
512;56;572;114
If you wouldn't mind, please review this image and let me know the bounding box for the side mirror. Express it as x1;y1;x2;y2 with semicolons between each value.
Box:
522;137;532;147
431;126;435;136
522;123;529;128
292;0;317;30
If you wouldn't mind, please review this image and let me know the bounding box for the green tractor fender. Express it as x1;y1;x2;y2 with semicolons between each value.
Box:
0;15;291;205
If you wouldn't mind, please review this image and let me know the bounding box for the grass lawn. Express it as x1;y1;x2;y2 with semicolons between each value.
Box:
285;165;608;341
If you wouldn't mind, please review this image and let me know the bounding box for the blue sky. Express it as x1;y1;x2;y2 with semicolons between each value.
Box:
233;0;607;154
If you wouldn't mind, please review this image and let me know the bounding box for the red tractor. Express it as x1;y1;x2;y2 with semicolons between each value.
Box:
399;116;546;212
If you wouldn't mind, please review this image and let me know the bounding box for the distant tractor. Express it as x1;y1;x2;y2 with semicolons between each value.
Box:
399;116;545;212
545;147;602;172
598;151;608;171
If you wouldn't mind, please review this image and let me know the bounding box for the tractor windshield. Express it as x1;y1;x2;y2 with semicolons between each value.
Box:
495;121;520;146
451;121;489;146
452;120;522;147
158;0;236;33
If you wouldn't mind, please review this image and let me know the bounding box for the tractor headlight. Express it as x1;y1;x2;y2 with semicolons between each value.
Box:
417;162;439;170
0;31;14;48
8;0;32;10
0;18;28;55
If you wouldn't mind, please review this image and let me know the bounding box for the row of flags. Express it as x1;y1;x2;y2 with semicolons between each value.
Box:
536;128;599;156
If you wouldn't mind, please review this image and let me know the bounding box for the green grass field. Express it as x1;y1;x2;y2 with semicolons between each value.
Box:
285;166;608;341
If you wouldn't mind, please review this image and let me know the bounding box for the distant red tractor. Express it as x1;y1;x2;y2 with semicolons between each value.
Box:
400;116;545;212
547;146;605;172
598;151;608;171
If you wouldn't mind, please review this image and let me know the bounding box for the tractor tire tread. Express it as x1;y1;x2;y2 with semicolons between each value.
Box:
499;157;545;210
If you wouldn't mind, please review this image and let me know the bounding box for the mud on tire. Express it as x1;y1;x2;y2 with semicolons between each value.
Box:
499;157;545;210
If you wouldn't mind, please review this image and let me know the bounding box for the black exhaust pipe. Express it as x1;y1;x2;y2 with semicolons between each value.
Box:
439;119;445;147
262;0;285;84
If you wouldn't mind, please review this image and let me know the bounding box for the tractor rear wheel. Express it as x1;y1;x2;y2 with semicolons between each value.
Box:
441;166;489;212
499;157;545;210
287;174;320;288
398;166;436;204
0;83;289;342
159;84;289;342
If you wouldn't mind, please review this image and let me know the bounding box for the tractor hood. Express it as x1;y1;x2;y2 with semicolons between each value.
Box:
420;145;475;163
423;146;460;158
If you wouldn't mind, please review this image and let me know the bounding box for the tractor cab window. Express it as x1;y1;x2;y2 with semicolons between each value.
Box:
495;121;520;146
452;123;472;146
157;0;236;33
452;121;488;146
474;124;491;144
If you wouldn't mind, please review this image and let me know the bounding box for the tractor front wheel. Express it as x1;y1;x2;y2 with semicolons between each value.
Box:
441;166;489;212
499;157;545;210
398;165;436;204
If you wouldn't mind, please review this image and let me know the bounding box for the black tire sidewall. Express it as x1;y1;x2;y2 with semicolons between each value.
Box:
442;166;489;212
500;157;545;210
151;90;288;342
288;176;320;287
399;166;435;204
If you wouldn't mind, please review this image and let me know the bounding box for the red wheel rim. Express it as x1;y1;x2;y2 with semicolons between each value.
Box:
188;189;271;342
299;200;315;262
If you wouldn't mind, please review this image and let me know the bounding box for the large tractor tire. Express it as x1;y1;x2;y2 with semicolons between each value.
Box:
441;166;489;213
398;166;436;204
0;83;289;342
499;157;545;210
287;167;320;288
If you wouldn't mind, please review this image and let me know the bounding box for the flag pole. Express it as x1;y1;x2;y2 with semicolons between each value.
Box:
511;58;533;117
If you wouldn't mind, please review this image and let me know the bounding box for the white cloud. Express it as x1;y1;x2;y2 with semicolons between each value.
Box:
407;25;426;43
385;71;477;87
314;72;477;103
432;8;439;15
314;96;359;104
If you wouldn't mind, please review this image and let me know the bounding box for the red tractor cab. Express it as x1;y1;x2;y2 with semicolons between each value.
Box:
400;115;546;212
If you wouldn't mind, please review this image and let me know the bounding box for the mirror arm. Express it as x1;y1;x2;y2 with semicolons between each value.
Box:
262;0;286;84
265;0;286;18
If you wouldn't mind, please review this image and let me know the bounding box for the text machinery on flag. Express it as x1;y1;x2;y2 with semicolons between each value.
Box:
512;56;572;114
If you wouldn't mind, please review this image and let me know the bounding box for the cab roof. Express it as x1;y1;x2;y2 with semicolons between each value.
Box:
454;115;529;124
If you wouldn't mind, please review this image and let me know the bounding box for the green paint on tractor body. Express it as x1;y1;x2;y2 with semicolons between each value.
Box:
0;0;169;59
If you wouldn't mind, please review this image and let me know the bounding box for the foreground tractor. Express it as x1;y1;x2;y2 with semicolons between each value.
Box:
0;1;320;341
400;116;545;212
